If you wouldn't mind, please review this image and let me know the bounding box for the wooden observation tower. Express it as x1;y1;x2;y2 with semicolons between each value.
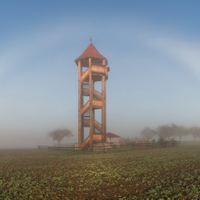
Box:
75;40;109;150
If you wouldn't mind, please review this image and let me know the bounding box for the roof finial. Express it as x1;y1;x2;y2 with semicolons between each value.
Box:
90;36;92;43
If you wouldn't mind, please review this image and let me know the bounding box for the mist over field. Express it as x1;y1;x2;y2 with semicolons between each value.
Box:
1;1;200;148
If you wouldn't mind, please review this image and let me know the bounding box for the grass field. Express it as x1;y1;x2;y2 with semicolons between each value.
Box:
0;144;200;199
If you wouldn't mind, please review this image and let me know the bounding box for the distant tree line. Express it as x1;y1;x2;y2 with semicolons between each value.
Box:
120;124;200;145
141;124;200;142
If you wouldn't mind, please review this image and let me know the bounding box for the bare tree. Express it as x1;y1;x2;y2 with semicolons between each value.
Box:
157;125;173;140
173;125;188;141
48;128;73;146
189;126;200;141
140;127;157;141
157;124;187;141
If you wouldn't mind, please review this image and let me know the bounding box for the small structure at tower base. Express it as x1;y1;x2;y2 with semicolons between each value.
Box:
106;132;121;147
74;132;121;151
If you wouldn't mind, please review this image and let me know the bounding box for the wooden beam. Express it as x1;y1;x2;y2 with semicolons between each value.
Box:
102;75;106;142
102;59;106;66
89;58;94;150
80;69;89;82
102;59;107;143
78;61;83;147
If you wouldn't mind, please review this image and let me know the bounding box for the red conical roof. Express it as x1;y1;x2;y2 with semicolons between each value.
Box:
75;43;107;65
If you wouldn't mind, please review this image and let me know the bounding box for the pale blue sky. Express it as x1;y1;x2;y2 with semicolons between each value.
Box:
1;1;200;148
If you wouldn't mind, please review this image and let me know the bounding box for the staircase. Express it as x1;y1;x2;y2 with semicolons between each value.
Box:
83;119;102;133
94;120;102;133
80;82;103;150
83;82;102;100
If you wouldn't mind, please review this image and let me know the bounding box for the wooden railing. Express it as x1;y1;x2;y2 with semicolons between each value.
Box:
38;140;181;151
91;65;108;75
120;141;181;149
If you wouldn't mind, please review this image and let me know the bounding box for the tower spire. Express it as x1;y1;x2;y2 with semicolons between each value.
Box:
90;36;92;43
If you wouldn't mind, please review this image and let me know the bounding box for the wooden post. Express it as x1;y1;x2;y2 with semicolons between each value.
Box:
102;59;106;142
102;75;106;142
116;137;119;147
78;61;83;147
89;58;94;150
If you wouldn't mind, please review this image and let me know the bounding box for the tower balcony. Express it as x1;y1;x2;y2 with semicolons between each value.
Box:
81;65;109;82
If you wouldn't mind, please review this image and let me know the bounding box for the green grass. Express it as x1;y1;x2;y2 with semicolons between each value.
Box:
0;145;200;199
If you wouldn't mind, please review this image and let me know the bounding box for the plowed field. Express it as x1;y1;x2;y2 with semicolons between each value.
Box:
0;145;200;199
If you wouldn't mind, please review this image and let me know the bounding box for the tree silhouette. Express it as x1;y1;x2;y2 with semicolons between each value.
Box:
189;126;200;141
48;128;73;145
140;127;157;141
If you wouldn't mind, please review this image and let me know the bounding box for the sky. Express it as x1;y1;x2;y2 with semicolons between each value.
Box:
1;0;200;148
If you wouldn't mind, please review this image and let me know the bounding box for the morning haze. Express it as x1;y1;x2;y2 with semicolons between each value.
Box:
1;1;200;148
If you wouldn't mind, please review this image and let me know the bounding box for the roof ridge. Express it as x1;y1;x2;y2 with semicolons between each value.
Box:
75;43;106;63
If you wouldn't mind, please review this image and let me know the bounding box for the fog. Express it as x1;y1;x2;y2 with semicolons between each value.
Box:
1;1;200;149
0;129;77;149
